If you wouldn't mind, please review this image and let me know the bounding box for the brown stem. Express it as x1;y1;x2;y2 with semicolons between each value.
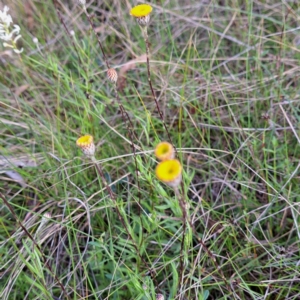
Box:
83;7;109;69
174;188;187;297
113;86;143;220
175;181;232;291
142;27;176;152
175;186;232;293
53;4;81;66
92;158;156;281
113;85;138;142
83;3;149;274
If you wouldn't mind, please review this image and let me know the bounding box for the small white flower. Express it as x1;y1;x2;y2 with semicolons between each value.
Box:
0;6;12;28
0;6;23;53
78;0;86;6
32;36;44;56
13;34;21;43
13;48;23;53
43;212;52;220
2;42;13;48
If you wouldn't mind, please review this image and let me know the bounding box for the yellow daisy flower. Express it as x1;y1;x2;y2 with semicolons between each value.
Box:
155;159;182;188
130;4;152;17
130;4;152;26
76;135;95;157
154;141;175;161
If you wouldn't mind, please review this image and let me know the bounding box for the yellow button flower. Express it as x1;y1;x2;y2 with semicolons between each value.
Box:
130;4;152;26
130;4;152;18
155;159;182;188
154;141;175;161
76;135;95;157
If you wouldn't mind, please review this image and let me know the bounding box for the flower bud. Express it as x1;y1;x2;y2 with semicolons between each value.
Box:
76;135;95;157
107;68;118;83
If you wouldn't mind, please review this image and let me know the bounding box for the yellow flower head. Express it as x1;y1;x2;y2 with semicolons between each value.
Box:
76;135;95;157
130;4;152;26
155;159;182;188
154;141;175;161
130;4;152;18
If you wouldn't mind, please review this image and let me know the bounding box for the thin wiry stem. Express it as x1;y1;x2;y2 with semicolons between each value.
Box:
82;5;144;222
53;4;82;66
84;0;147;262
190;226;232;294
91;157;156;281
113;85;139;143
112;85;143;220
82;6;109;69
174;187;187;297
142;26;175;150
175;184;233;295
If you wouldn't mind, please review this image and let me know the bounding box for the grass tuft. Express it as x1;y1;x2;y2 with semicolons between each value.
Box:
1;0;300;299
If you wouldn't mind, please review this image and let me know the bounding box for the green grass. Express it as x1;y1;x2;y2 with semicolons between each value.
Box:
1;0;300;299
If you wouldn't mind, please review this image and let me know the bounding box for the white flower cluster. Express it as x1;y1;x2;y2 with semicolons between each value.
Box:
0;6;23;53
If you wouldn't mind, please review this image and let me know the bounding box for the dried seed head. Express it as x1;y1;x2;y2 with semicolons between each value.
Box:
107;68;118;83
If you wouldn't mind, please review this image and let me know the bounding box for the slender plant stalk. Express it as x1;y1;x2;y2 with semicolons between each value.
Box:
53;4;81;66
175;186;232;294
82;7;109;69
141;26;175;150
91;157;156;281
57;1;146;256
113;86;138;142
191;226;232;293
0;192;70;300
82;5;144;222
174;187;187;297
112;85;143;221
